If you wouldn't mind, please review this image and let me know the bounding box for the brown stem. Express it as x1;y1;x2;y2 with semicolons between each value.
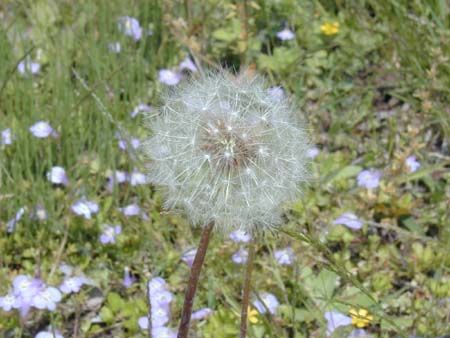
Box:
177;222;214;338
240;236;256;338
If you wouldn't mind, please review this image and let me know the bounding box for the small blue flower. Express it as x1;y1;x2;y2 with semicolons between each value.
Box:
29;121;57;139
72;199;99;219
229;229;251;243
118;16;142;41
179;57;198;72
158;69;182;86
324;311;352;335
232;247;248;264
405;156;420;173
191;308;212;320
333;212;363;230
274;247;295;265
59;277;84;294
18;57;40;76
107;41;121;53
1;128;13;145
253;293;279;314
47;166;69;186
357;169;382;189
276;28;295;41
99;225;122;244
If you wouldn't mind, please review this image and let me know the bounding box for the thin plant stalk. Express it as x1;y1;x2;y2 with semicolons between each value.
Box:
240;235;256;338
177;222;214;338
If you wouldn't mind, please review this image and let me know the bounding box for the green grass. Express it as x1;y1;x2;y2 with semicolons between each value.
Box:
0;0;449;337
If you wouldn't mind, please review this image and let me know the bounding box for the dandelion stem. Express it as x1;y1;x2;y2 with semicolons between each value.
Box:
240;235;256;338
177;222;214;338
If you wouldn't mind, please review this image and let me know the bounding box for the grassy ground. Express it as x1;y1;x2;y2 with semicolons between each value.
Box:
0;1;449;337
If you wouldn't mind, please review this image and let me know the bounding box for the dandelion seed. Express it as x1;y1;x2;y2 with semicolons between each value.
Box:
276;28;295;41
143;71;310;233
405;155;420;173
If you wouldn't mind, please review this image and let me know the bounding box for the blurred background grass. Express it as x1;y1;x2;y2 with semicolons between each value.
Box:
0;0;449;337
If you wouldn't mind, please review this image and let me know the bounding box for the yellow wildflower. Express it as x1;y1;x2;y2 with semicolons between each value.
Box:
320;21;340;35
248;307;259;324
349;308;373;328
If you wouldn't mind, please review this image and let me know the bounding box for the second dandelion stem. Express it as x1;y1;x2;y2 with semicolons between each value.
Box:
240;235;256;338
177;222;214;338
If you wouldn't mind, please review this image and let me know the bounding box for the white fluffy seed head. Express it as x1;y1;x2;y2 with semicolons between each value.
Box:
143;71;311;234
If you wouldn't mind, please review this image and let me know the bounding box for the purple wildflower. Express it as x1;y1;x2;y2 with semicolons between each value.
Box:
158;69;181;86
348;329;369;337
131;103;152;118
179;57;197;72
31;286;62;311
35;330;64;338
108;42;121;53
118;137;141;150
182;248;197;267
1;128;13;145
274;247;295;265
71;199;99;219
191;308;212;321
59;277;84;294
138;316;149;329
129;170;149;186
357;169;382;189
29;121;56;139
106;170;128;191
405;156;420;173
152;326;177;338
253;293;279;314
118;16;142;41
232;247;248;264
7;207;26;233
332;212;363;230
324;311;352;335
122;267;135;288
18;57;40;76
47;166;69;186
118;203;140;216
306;147;319;159
33;204;47;221
0;293;21;311
267;86;285;101
276;28;295;41
99;225;122;244
229;229;251;243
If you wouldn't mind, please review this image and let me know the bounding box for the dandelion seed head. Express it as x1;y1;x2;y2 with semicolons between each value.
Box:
143;71;311;233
